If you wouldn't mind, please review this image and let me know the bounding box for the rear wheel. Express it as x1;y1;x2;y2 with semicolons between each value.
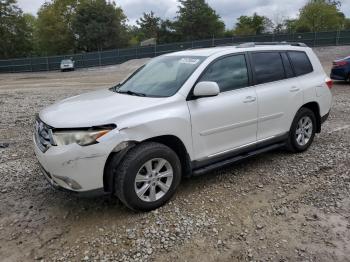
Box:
287;108;316;153
113;142;181;211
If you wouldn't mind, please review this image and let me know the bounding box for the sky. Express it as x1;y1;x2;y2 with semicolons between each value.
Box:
17;0;350;29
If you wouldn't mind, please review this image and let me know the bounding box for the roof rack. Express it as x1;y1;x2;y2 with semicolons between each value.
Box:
237;42;308;48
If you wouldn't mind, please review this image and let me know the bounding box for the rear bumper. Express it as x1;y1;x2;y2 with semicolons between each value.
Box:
60;65;74;70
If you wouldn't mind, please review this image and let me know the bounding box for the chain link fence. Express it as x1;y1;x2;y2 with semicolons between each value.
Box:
1;30;349;73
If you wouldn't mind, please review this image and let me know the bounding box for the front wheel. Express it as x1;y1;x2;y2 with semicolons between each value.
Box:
113;142;181;211
287;108;316;153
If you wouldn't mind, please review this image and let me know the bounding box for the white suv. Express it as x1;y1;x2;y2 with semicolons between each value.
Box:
34;43;332;211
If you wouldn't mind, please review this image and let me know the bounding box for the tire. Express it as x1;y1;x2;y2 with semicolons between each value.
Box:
112;142;182;212
286;107;317;153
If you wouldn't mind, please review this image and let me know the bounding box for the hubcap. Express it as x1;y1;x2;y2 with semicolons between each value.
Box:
134;158;173;202
295;116;313;146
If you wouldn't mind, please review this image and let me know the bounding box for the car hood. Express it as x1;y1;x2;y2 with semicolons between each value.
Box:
39;89;168;128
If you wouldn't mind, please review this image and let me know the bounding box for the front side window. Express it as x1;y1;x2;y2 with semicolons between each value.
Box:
200;54;249;92
251;52;286;85
116;55;206;97
288;51;313;76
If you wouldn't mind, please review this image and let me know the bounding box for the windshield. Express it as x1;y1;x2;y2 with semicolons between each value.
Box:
61;60;72;64
115;55;206;97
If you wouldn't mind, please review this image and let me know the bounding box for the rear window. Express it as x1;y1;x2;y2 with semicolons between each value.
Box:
251;52;285;85
288;51;313;76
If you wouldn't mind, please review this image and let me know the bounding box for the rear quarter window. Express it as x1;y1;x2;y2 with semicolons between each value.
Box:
288;51;313;76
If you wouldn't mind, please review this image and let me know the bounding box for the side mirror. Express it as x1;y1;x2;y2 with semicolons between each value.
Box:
193;81;220;98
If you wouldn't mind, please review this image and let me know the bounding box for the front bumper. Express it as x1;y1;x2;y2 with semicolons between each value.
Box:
38;163;106;197
33;134;111;194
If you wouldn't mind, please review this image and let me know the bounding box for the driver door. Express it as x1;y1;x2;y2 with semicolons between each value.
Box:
187;54;258;161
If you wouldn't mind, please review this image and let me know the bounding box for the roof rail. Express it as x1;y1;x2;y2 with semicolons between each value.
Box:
237;42;308;48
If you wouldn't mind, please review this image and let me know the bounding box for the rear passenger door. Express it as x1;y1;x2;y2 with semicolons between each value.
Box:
250;51;303;141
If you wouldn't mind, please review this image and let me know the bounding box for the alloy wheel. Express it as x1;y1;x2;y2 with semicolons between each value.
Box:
134;158;174;202
295;116;313;146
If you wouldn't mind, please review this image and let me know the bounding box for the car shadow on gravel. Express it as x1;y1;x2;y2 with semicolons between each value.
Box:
34;148;286;216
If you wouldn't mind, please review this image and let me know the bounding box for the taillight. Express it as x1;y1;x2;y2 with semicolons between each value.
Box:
326;78;333;89
333;60;348;67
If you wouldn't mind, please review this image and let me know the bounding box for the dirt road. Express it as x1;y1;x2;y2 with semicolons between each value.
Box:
0;46;349;262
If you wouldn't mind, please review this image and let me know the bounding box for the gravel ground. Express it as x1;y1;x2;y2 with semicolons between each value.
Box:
0;46;350;262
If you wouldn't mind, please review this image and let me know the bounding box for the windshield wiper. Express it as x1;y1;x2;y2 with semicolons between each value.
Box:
111;83;121;92
117;90;146;97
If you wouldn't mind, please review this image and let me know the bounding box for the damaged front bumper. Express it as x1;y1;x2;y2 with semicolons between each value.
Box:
38;163;106;197
33;135;110;196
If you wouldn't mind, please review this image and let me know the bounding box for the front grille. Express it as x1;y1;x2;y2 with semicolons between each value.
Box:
35;118;54;152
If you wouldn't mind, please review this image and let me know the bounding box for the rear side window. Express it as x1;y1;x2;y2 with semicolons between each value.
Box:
200;54;249;92
288;51;313;76
251;52;285;85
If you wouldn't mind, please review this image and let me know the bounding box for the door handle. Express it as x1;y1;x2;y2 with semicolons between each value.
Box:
290;86;300;92
243;96;256;103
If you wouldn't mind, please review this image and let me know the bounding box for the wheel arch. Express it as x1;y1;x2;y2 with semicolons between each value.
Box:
103;135;192;193
144;135;192;178
300;101;321;133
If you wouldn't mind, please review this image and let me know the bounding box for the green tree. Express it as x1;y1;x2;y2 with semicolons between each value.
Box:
136;11;161;40
174;0;225;41
234;13;273;36
273;23;285;34
35;0;77;55
126;25;141;46
296;0;345;32
158;19;182;44
72;0;128;52
224;29;234;37
284;19;298;33
0;0;33;58
344;19;350;30
23;14;38;54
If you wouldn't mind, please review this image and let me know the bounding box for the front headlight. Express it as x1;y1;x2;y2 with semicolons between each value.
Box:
52;127;114;146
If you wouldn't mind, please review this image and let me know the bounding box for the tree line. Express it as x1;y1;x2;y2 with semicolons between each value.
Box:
0;0;349;59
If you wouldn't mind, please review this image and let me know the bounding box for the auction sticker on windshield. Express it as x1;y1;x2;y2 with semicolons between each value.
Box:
179;58;200;65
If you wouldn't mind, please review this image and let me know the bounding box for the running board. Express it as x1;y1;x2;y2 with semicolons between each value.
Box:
192;142;286;176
